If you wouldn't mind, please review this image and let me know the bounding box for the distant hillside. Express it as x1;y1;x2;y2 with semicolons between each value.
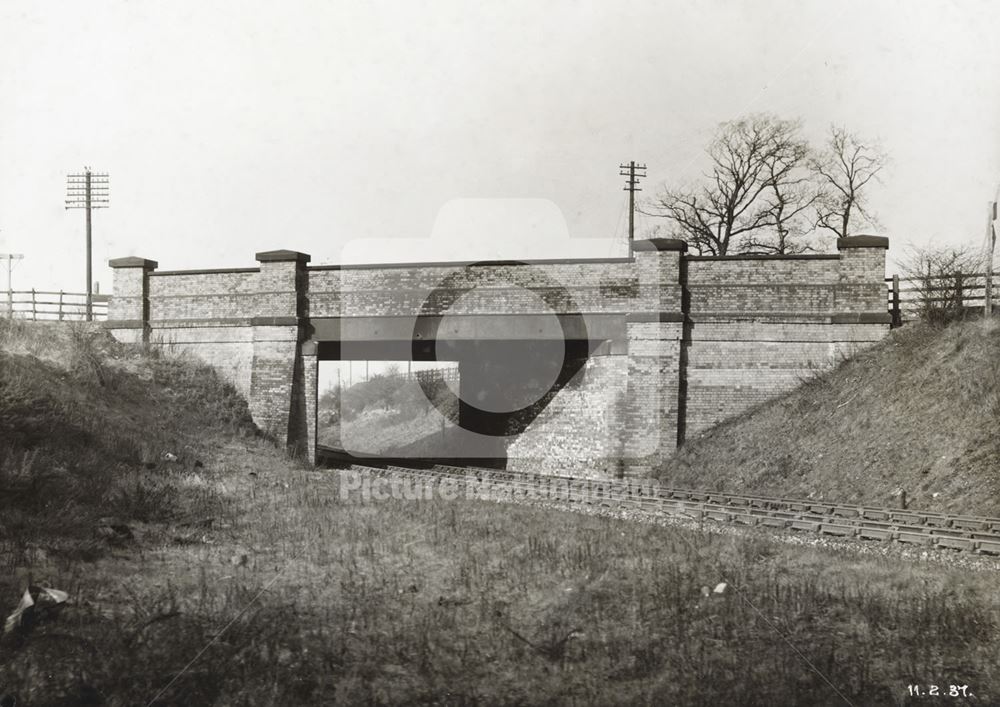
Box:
659;318;1000;516
318;374;459;455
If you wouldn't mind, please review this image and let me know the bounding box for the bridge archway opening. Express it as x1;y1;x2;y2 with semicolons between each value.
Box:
314;337;598;466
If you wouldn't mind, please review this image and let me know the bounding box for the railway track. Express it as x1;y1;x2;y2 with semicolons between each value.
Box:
317;446;1000;555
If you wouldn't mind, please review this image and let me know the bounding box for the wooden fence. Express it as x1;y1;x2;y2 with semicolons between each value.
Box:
2;290;110;321
886;272;998;327
381;366;461;385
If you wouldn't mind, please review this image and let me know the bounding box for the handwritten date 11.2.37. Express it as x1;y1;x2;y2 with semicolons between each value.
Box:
907;684;971;698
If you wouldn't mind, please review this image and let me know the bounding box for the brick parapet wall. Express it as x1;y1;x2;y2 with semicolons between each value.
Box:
309;261;639;317
685;249;887;318
148;271;262;321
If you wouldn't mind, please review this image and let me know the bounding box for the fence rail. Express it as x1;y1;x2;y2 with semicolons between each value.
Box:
2;290;110;321
390;367;461;385
886;272;997;327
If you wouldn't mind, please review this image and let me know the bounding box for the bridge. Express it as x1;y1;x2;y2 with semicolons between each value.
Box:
105;236;890;476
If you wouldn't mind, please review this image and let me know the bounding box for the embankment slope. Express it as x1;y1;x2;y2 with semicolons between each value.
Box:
659;319;1000;516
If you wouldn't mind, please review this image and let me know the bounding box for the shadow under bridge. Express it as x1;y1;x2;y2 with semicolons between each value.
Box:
311;313;626;466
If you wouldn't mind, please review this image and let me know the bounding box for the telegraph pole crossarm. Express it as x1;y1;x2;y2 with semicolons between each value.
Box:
620;161;647;244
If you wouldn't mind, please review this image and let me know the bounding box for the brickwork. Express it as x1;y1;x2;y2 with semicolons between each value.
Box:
679;237;890;437
149;271;261;321
106;257;156;343
301;343;318;461
248;326;300;437
507;354;628;476
309;261;639;317
106;235;889;472
151;326;256;397
624;320;683;476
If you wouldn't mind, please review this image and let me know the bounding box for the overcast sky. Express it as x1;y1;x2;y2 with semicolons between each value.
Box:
1;0;999;292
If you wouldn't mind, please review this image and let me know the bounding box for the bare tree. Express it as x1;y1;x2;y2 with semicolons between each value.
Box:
649;115;815;255
741;128;824;254
812;126;887;239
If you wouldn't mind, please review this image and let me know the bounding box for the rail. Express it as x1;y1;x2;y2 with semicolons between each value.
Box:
319;447;1000;556
2;290;109;321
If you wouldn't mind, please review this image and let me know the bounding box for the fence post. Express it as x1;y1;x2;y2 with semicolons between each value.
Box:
922;263;932;318
31;288;36;321
58;290;64;321
891;274;901;328
954;270;964;310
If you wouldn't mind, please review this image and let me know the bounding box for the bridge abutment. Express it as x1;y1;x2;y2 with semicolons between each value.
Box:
247;250;313;456
622;238;687;476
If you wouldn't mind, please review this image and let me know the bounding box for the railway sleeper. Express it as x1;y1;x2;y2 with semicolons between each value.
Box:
951;517;990;531
975;540;1000;555
934;536;974;552
923;516;952;528
896;531;934;547
758;517;788;529
789;520;820;532
970;531;1000;542
930;527;968;539
769;511;799;521
860;520;895;531
820;523;856;537
858;527;892;541
831;507;860;519
862;509;891;521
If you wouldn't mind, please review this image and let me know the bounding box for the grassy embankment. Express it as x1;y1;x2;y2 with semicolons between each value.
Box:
661;318;1000;516
1;319;999;705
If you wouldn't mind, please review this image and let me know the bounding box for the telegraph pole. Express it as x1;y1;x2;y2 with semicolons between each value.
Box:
619;161;647;243
0;252;24;318
66;168;109;321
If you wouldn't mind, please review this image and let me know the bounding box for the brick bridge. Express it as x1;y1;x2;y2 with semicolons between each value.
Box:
106;236;890;476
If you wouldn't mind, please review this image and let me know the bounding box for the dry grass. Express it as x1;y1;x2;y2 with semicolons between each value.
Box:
5;454;1000;705
2;320;1000;704
660;318;1000;515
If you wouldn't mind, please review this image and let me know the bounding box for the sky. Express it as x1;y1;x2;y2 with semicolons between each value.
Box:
1;0;999;293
